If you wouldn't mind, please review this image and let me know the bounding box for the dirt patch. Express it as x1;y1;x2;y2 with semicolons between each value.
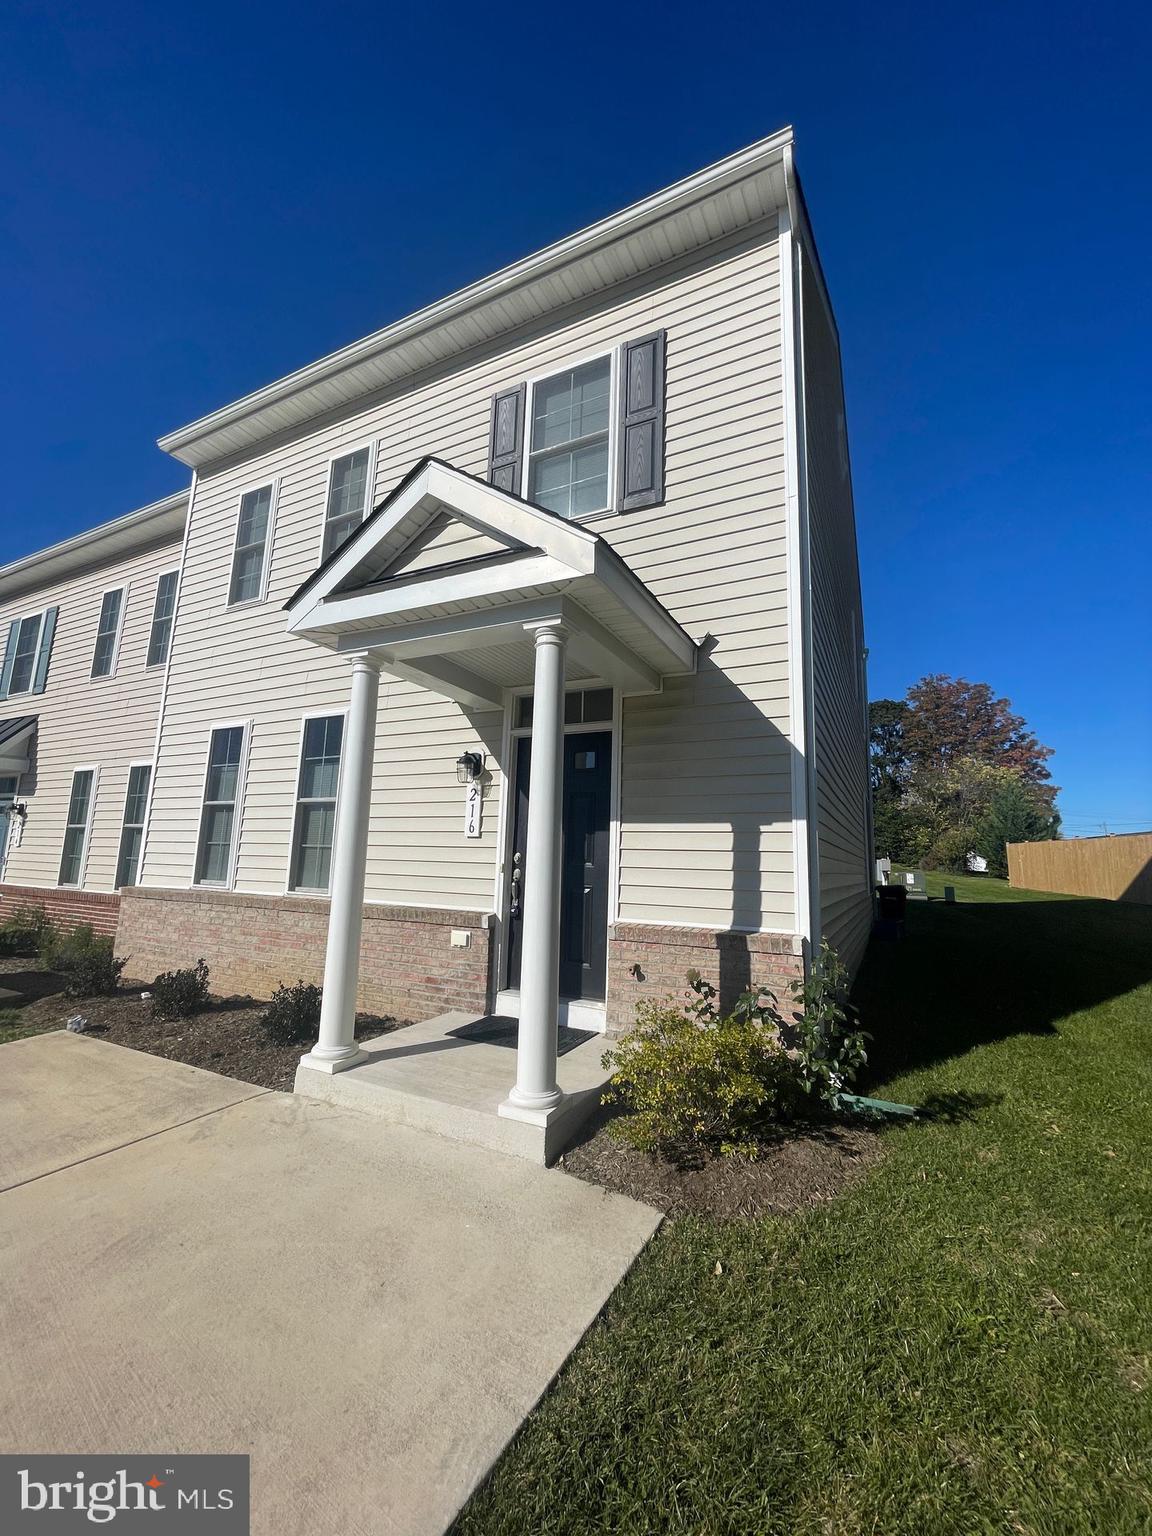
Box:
0;959;410;1091
558;1104;883;1220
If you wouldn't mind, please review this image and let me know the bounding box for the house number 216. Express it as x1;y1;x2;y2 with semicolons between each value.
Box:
464;781;482;838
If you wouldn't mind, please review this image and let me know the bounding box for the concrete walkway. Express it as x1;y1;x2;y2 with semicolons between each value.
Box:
0;1032;661;1535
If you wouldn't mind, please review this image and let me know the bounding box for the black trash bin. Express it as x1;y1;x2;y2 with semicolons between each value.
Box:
874;881;907;938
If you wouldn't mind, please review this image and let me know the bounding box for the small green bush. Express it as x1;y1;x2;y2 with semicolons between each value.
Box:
261;979;322;1045
602;987;793;1158
38;923;125;997
0;903;53;957
788;941;870;1106
151;958;211;1021
40;921;94;972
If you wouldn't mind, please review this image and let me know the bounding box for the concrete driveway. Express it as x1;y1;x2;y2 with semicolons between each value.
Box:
0;1032;660;1535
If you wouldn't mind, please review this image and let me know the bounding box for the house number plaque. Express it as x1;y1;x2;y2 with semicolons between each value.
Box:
464;781;483;838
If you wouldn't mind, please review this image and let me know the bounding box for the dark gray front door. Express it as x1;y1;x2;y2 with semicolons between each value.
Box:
505;730;612;1001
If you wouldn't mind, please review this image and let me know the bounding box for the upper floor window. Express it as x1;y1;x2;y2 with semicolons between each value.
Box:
527;358;612;520
322;448;372;560
289;715;344;891
90;588;125;678
228;485;275;605
146;571;179;667
0;606;58;699
194;724;247;885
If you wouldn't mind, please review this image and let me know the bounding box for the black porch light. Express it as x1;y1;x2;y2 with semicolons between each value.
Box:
456;751;484;784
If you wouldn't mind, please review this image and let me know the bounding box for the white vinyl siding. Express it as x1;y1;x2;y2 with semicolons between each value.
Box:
146;571;179;667
115;764;152;888
322;448;372;559
800;248;872;976
145;221;793;932
90;588;125;678
194;726;247;885
289;715;343;891
58;769;97;887
228;486;275;604
0;532;183;894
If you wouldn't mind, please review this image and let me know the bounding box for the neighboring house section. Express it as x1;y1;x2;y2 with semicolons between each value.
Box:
0;128;872;1033
0;494;187;934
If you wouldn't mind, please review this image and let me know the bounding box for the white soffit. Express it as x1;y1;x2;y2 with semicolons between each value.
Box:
158;128;793;470
0;491;188;603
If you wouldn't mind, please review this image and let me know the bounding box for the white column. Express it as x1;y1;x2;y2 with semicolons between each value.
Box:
299;653;380;1074
504;622;567;1115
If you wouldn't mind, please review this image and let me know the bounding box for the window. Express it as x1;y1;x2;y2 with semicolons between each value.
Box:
90;588;125;678
58;769;96;887
6;613;43;696
194;726;246;884
146;571;179;667
515;687;612;730
115;764;152;888
228;486;274;604
322;448;372;560
527;358;612;519
289;716;344;891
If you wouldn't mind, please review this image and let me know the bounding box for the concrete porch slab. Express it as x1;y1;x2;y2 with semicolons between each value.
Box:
295;1011;612;1164
0;1031;266;1190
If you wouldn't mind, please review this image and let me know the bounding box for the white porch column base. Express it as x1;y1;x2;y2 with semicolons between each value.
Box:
298;653;381;1077
504;621;567;1115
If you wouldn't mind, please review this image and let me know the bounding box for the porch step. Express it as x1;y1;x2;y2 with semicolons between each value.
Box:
293;1011;611;1165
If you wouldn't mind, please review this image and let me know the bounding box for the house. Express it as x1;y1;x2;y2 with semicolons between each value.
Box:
0;128;872;1141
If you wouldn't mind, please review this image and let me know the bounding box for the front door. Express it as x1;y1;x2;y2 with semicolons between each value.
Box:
505;730;611;1001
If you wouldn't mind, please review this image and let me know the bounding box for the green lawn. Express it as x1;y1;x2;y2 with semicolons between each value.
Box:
455;876;1152;1535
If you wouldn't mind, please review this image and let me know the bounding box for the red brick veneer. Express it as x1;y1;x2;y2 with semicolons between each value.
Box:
606;921;804;1031
0;883;120;938
115;887;493;1020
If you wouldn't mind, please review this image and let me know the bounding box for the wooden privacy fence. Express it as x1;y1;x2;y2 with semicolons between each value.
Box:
1008;833;1152;904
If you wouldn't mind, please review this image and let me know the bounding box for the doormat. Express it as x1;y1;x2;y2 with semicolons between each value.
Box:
448;1016;597;1057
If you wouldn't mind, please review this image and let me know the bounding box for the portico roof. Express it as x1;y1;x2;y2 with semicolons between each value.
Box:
0;715;37;776
284;458;696;708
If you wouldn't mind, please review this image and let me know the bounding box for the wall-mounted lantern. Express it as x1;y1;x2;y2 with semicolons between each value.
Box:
455;751;484;785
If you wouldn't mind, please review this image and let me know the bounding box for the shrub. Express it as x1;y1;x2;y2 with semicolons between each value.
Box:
787;941;869;1107
924;827;975;874
262;979;322;1045
0;903;53;957
602;981;794;1158
38;923;125;997
151;958;211;1021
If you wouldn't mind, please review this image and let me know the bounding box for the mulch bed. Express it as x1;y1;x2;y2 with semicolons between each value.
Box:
558;1103;883;1220
0;957;409;1091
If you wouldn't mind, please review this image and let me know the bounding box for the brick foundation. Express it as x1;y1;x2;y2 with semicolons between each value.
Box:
0;883;121;938
115;887;493;1021
606;922;804;1031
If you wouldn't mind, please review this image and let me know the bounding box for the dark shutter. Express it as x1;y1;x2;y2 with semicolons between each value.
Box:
0;620;18;700
617;330;666;510
488;383;526;494
31;606;58;694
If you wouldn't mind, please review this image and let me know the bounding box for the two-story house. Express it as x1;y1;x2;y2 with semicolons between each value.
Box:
0;128;871;1144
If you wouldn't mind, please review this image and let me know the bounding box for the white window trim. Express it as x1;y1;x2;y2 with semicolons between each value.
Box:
115;759;154;889
317;440;379;566
520;348;619;522
226;480;280;608
283;707;348;896
5;608;48;699
192;720;252;890
58;764;100;890
145;569;180;669
90;583;129;681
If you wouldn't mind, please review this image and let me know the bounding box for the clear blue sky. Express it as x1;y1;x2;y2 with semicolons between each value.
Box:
1;1;1148;835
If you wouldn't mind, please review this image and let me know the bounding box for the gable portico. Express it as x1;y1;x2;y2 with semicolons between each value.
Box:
285;458;695;1135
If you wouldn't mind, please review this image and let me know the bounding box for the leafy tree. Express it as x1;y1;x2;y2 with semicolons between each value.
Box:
868;699;911;797
903;675;1056;804
974;781;1061;878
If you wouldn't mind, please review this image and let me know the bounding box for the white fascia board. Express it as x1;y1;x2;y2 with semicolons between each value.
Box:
0;491;189;603
158;129;794;468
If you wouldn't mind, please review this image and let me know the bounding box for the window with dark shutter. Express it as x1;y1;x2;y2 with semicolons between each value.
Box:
616;330;666;510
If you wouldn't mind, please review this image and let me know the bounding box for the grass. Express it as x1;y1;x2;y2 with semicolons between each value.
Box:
454;874;1152;1535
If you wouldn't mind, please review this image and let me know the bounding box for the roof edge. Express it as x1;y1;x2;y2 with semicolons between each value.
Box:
0;489;189;602
160;127;794;467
